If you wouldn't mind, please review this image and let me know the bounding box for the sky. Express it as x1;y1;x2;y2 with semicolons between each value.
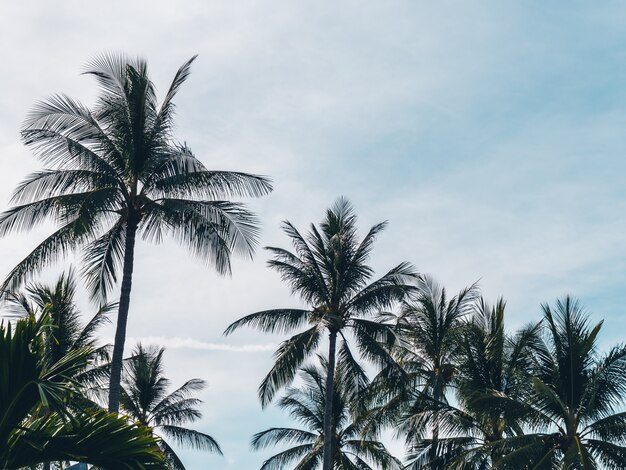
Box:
1;1;626;468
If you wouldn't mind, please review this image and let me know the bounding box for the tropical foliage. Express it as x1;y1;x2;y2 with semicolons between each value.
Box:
4;269;113;405
0;54;273;412
491;297;626;469
1;53;625;470
121;344;222;469
226;197;417;469
0;313;164;469
252;357;401;470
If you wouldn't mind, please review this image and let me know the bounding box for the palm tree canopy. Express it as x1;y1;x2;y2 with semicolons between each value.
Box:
251;357;402;470
121;343;222;470
0;53;273;300
225;197;417;406
0;314;164;468
492;297;626;469
3;269;113;403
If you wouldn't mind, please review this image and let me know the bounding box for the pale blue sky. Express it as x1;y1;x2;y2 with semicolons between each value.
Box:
1;1;625;468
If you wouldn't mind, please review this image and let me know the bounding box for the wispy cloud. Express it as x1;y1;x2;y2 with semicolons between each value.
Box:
127;336;276;353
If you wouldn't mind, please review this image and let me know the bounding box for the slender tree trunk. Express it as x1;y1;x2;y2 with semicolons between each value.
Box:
107;215;139;413
323;330;338;470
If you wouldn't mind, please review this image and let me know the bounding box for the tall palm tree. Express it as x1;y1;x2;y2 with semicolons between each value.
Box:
382;276;477;469
0;314;164;468
493;297;626;469
0;54;273;411
120;343;222;469
252;357;402;469
225;197;416;470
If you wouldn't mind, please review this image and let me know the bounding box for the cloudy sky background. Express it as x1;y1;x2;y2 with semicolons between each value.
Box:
1;1;626;468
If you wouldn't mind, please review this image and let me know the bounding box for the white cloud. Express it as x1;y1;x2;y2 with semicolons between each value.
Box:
127;336;276;353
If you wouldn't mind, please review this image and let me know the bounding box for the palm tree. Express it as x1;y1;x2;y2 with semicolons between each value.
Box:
401;298;540;469
120;343;222;469
376;276;477;469
0;313;164;468
225;197;416;470
0;54;273;412
4;269;113;404
252;357;402;469
3;270;114;470
492;297;626;469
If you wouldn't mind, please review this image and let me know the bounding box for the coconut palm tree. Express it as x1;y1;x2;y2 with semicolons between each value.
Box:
401;298;540;469
225;197;416;470
0;54;273;412
252;357;402;469
120;344;222;469
492;297;626;469
375;276;477;469
0;313;164;468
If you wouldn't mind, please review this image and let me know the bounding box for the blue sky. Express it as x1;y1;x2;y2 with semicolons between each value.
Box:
1;1;626;468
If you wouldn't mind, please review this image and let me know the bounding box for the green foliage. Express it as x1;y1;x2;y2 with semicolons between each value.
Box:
121;344;222;469
4;269;113;404
225;197;417;406
252;358;402;470
226;198;416;469
0;315;164;468
0;54;272;298
490;297;626;469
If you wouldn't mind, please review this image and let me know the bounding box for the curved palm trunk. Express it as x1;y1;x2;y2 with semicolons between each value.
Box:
108;215;139;413
323;330;338;470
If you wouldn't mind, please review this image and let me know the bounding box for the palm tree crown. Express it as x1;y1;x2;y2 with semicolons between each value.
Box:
375;276;477;469
252;357;401;470
226;197;416;469
494;297;626;469
4;269;112;399
121;343;222;469
0;54;273;411
0;314;164;468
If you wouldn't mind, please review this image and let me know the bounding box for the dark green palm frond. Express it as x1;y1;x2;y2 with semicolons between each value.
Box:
142;198;261;273
1;220;96;293
0;189;116;235
336;339;370;404
151;398;203;427
347;262;418;315
585;439;626;470
123;345;170;419
159;439;187;470
9;410;164;469
11;169;120;205
583;411;626;442
259;443;319;470
153;55;197;128
279;395;324;433
350;318;398;368
259;327;321;407
159;425;223;455
81;219;126;301
224;308;310;336
581;344;626;421
145;166;273;200
251;427;317;450
254;358;400;470
73;301;115;351
151;378;205;412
